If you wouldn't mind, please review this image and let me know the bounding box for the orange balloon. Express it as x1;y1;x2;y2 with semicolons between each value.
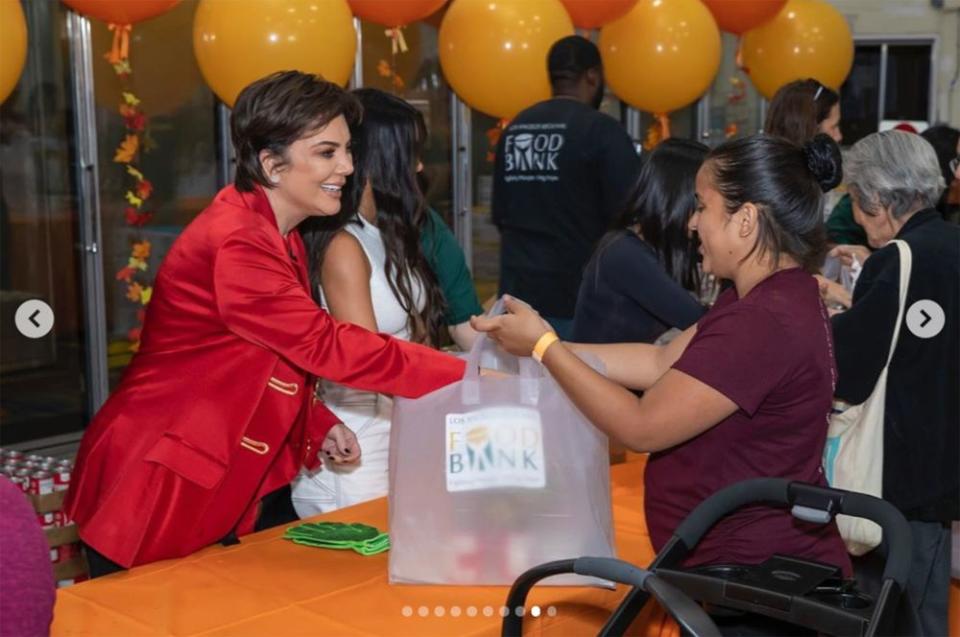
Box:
62;0;180;24
741;0;853;99
701;0;786;35
560;0;636;29
92;0;201;116
439;0;573;120
0;0;27;104
600;0;721;114
193;0;357;106
348;0;447;26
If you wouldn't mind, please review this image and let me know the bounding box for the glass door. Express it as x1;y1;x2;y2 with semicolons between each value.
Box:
0;1;88;445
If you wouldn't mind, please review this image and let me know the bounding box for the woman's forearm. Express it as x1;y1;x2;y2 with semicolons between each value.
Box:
566;325;696;390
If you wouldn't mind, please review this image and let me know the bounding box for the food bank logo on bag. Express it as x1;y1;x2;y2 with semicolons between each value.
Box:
502;123;565;183
445;407;545;492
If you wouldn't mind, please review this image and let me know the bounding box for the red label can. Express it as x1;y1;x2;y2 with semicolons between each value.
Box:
13;468;32;493
4;450;24;461
59;543;78;560
53;467;71;491
53;510;65;527
28;471;54;496
36;512;56;528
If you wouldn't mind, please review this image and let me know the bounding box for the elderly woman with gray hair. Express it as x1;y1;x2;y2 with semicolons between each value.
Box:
821;130;958;636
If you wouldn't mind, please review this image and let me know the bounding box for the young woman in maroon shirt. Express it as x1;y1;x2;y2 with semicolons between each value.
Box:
473;134;852;576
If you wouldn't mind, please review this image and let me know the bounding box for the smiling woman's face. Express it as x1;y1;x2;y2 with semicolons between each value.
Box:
265;114;354;218
689;162;743;279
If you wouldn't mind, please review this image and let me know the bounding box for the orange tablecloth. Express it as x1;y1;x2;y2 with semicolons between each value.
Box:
51;458;960;636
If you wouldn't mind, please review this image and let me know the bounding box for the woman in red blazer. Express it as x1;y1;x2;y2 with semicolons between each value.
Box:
64;72;465;576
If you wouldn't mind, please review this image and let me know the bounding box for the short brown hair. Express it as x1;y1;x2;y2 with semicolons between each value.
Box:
764;79;839;146
231;71;361;192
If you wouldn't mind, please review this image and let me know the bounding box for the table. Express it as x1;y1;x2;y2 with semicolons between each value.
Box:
51;458;960;636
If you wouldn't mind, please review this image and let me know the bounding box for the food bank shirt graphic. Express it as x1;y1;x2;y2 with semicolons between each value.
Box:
445;407;546;492
502;123;566;182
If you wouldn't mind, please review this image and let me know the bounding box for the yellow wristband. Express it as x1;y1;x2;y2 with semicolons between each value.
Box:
532;331;560;363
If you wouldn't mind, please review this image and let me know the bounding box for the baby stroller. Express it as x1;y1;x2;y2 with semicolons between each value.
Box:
502;478;912;637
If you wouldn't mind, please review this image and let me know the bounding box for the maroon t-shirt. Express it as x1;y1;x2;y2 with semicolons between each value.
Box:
645;268;851;574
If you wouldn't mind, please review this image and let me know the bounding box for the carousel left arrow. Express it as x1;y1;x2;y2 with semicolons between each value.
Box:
15;300;54;339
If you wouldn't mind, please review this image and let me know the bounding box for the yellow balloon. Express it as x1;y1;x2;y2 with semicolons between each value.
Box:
741;0;853;100
439;0;573;120
0;0;27;104
193;0;356;107
599;0;721;114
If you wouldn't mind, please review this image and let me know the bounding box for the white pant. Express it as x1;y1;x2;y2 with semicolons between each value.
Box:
291;394;392;517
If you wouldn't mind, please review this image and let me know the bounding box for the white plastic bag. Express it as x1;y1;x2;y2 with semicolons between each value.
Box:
823;240;911;556
388;304;615;585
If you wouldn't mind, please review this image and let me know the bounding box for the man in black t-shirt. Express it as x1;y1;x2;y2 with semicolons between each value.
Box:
492;36;641;337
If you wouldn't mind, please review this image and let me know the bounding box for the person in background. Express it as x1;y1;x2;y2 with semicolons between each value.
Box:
475;134;850;637
0;476;54;637
764;79;865;276
920;124;960;222
572;138;707;344
764;78;842;146
65;72;465;576
294;89;477;515
819;130;958;636
491;35;641;339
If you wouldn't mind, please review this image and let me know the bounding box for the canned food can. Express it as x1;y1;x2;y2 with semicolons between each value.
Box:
44;456;59;465
52;510;65;527
13;468;32;492
56;458;73;468
28;471;54;496
26;454;44;463
37;512;56;528
53;467;71;491
4;450;24;461
59;543;78;560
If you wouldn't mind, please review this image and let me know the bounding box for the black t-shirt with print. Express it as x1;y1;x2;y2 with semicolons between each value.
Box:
492;98;641;318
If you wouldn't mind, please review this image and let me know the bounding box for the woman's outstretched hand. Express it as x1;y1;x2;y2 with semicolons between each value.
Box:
469;295;555;357
321;423;360;465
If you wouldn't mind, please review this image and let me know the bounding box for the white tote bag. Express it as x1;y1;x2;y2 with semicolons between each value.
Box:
388;302;615;586
823;239;911;556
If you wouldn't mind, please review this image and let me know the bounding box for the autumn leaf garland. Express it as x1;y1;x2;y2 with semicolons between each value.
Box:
108;29;154;351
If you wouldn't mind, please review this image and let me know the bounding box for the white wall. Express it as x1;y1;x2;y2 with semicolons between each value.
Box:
833;0;960;124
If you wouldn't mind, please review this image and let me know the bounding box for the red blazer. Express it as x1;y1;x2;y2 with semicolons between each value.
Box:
64;185;465;568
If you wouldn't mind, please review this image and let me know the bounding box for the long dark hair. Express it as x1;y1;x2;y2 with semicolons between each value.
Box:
602;138;708;291
764;78;839;146
302;88;446;346
707;134;841;272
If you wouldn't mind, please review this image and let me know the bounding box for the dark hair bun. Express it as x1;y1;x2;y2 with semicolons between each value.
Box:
803;133;843;192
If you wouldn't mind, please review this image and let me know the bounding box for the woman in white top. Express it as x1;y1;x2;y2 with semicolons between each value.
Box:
292;89;449;516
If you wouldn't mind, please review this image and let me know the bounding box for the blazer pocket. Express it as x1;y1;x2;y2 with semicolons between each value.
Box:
144;433;228;490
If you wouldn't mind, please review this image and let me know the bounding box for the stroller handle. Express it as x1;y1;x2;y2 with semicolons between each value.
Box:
671;478;911;588
501;557;720;637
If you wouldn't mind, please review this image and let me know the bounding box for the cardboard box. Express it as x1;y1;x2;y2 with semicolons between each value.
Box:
53;556;87;581
29;490;66;514
45;524;79;548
